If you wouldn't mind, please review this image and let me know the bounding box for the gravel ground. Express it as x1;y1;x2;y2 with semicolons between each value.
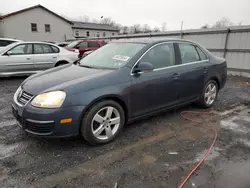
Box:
0;76;249;188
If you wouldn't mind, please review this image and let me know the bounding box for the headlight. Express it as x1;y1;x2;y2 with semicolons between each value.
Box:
31;91;66;108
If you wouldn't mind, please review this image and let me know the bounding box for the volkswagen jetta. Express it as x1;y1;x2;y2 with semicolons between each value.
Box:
12;38;227;145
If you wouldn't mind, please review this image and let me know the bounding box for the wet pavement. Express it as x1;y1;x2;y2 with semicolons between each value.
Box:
0;76;249;188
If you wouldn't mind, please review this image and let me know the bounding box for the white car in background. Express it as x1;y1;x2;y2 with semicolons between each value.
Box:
0;41;79;76
0;38;21;50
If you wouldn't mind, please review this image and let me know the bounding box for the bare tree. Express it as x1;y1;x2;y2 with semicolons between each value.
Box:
100;17;116;26
212;17;234;28
130;24;142;34
161;22;167;32
201;24;209;29
153;27;160;32
60;14;73;21
142;24;151;33
121;26;129;34
79;15;90;22
91;18;99;23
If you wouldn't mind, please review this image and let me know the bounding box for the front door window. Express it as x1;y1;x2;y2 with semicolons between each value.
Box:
139;43;175;70
9;44;33;55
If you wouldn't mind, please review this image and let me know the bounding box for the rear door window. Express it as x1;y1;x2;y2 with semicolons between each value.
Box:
51;45;60;53
34;44;54;54
196;47;208;60
78;42;88;48
88;41;100;48
178;43;200;64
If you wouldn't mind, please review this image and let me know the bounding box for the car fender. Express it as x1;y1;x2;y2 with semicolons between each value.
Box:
56;56;72;64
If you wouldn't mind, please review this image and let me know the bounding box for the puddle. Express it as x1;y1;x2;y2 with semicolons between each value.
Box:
0;120;16;128
220;107;250;133
218;105;247;116
0;142;26;160
195;147;221;162
220;119;248;133
215;160;250;188
238;139;250;147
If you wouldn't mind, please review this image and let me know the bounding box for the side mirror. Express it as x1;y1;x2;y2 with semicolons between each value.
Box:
133;62;154;74
6;51;13;56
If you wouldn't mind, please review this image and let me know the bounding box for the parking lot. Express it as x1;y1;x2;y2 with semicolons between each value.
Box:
0;76;249;188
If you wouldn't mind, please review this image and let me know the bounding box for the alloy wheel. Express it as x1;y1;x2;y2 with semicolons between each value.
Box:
91;106;121;140
204;83;217;105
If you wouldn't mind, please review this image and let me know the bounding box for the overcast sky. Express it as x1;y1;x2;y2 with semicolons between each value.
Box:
0;0;250;30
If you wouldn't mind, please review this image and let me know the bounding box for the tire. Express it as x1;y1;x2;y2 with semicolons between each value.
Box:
81;100;125;145
55;62;68;67
198;80;218;108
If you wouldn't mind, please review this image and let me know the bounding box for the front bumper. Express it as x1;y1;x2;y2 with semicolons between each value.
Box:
12;103;86;137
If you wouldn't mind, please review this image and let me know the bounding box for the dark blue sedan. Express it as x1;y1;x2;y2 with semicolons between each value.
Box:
12;38;227;145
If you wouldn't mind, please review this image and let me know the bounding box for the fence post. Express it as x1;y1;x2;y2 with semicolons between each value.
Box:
223;28;230;58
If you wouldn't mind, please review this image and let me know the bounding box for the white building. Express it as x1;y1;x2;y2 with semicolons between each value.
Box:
72;21;119;38
0;5;119;42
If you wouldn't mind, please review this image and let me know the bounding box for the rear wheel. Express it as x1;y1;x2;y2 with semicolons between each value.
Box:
81;100;125;145
198;80;218;108
55;61;68;67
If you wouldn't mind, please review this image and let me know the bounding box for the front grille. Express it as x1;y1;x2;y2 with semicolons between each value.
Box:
25;120;55;134
17;90;33;106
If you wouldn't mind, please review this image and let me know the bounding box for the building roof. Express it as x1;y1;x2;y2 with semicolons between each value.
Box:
0;4;72;24
72;21;119;32
110;38;205;47
111;38;186;44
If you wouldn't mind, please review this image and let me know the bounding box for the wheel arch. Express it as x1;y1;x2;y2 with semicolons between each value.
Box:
80;94;129;128
55;60;70;67
208;76;221;89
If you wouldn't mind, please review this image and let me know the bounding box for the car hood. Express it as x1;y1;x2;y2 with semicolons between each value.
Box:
22;64;113;95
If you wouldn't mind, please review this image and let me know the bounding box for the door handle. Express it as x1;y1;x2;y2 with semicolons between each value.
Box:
26;57;31;60
172;73;180;80
52;56;57;58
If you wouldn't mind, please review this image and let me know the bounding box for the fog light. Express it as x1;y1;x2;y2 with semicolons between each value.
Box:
60;118;72;124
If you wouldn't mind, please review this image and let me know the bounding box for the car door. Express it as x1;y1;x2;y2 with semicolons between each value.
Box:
175;42;210;103
129;42;179;118
88;41;100;51
33;43;59;71
0;43;34;74
77;41;88;57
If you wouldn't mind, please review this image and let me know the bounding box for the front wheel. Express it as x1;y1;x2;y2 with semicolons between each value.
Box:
81;100;125;145
198;80;218;108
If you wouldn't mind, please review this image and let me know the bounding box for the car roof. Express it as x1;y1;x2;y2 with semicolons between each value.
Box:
0;38;21;42
13;41;58;45
111;38;196;45
78;40;104;42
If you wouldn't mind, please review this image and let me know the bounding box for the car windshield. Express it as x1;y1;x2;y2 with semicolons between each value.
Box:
79;43;145;69
66;41;80;48
0;42;19;54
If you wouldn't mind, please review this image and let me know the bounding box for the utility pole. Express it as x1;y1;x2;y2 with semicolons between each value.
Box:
180;21;184;39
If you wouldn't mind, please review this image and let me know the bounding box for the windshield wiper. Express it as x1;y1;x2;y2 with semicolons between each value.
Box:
79;64;95;69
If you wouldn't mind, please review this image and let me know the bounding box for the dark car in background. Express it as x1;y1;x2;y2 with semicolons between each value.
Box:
12;38;227;145
56;42;70;47
65;40;106;57
0;38;21;50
